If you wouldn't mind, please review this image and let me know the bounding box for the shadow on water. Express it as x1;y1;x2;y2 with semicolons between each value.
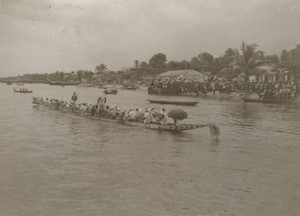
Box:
67;118;83;135
210;138;220;146
239;102;258;120
170;131;195;143
228;102;259;121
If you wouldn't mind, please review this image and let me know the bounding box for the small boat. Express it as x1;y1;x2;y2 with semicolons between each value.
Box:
16;83;24;86
104;88;118;94
241;97;294;104
147;99;198;106
6;81;12;85
122;85;139;90
14;88;33;93
79;83;94;87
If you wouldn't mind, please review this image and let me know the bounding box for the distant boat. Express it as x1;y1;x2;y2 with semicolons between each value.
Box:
13;88;33;93
79;83;94;87
241;97;294;104
16;83;24;86
147;99;199;106
122;85;139;90
6;81;12;85
104;88;118;94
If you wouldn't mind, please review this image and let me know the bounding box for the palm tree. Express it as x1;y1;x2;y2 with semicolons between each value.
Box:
134;60;140;69
95;64;107;74
223;42;264;81
76;70;83;81
280;49;290;62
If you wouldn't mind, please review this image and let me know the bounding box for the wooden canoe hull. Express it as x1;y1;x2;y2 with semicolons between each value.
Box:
33;104;202;131
91;116;201;131
147;99;198;106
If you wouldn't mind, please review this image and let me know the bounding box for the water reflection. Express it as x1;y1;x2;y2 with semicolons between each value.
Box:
171;131;195;143
210;138;220;147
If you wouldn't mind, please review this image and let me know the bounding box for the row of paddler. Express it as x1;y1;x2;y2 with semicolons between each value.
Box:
32;97;186;124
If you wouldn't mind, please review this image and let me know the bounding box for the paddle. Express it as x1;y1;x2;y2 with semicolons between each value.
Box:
167;109;220;139
196;123;220;139
208;123;220;139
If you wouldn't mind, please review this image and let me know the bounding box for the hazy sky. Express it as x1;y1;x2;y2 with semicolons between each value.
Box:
0;0;299;76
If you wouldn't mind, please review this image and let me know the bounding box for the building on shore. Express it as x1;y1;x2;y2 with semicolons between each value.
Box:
256;65;295;82
156;69;210;80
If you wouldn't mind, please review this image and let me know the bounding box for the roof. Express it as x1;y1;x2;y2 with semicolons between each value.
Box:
256;64;290;74
256;65;275;73
156;69;209;77
142;76;154;80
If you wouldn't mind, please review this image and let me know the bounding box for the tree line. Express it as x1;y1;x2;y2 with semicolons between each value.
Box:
1;42;299;83
132;42;300;81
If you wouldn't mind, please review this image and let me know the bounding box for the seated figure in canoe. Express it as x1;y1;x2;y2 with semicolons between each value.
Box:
32;96;220;138
33;92;187;127
33;95;175;125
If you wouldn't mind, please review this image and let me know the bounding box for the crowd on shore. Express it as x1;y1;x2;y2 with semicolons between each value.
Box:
149;77;247;94
248;80;298;100
149;77;298;100
33;92;169;124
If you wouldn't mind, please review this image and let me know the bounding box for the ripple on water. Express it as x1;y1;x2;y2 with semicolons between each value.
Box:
0;84;300;216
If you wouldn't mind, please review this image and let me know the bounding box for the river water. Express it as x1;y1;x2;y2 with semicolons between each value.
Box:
0;83;299;216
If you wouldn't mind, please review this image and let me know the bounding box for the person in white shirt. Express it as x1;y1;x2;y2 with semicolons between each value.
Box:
144;108;151;124
97;93;106;113
126;109;137;121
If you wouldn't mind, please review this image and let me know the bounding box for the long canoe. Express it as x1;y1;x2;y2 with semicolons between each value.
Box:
33;105;202;131
32;104;219;137
91;115;203;131
241;97;294;104
147;99;198;106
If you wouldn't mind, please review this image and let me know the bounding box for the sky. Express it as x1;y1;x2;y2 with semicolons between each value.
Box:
0;0;299;76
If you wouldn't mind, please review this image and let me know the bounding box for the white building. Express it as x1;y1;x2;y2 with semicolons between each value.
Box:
256;65;295;82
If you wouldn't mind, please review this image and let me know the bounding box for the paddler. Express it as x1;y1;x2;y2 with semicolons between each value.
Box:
97;93;106;113
125;108;137;121
160;108;168;125
144;108;151;124
71;92;78;103
144;108;155;124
